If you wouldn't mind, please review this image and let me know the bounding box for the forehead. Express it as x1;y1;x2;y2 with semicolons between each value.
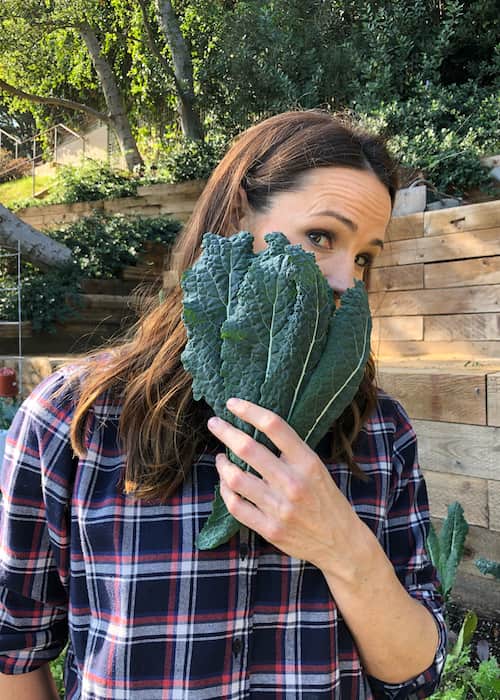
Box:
278;166;392;230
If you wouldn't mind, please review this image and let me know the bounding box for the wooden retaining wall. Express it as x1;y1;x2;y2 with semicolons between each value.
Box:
371;199;500;616
11;187;500;615
16;180;206;229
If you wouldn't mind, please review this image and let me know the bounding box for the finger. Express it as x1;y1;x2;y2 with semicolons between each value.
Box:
218;471;280;541
207;416;281;483
225;397;309;461
215;452;276;511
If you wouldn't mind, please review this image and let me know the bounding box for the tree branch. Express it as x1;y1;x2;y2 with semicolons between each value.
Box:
0;78;110;123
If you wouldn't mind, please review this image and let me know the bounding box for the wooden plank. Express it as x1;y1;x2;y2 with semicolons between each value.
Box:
369;284;500;316
377;368;486;424
424;199;500;236
0;321;32;338
488;372;500;426
137;179;206;198
372;317;423;341
424;471;487;527
372;228;499;267
368;264;423;292
413;420;500;481
450;571;500;619
374;339;500;361
386;212;424;241
489;480;500;532
424;256;500;288
424;314;500;341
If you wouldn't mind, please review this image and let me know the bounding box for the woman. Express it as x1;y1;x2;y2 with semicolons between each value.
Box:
0;110;447;699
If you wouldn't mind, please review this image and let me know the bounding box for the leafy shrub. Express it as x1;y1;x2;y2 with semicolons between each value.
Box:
0;148;31;184
0;263;81;333
52;160;139;203
0;212;182;331
48;211;181;279
156;136;227;183
357;82;499;198
11;160;139;210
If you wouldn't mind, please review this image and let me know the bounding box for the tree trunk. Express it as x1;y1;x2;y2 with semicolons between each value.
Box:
154;0;204;141
0;204;72;269
79;23;144;171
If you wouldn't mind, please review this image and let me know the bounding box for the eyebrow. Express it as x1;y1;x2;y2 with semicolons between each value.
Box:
311;209;385;250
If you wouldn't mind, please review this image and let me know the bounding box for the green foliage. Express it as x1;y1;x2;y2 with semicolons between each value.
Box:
49;160;139;203
430;612;500;699
156;137;227;183
181;232;371;548
48;211;181;278
2;1;499;199
50;653;65;698
358;84;499;197
427;501;469;603
0;212;181;331
475;558;500;580
0;263;81;333
10;160;139;210
0;396;21;430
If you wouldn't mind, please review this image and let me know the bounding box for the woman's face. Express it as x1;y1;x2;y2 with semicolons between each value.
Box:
239;166;392;299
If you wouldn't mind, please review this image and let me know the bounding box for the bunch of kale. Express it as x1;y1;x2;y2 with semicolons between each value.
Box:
181;231;371;549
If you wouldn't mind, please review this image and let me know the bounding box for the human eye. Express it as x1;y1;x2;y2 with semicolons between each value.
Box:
306;230;333;248
355;252;374;269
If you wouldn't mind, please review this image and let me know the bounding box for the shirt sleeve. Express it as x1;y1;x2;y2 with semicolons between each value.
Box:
0;370;75;674
367;400;448;700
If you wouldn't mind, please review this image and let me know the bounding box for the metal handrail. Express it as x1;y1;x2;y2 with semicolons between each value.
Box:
15;122;83;147
0;122;88;195
0;128;21;159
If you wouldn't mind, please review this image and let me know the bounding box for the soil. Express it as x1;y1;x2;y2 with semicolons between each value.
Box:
445;601;500;666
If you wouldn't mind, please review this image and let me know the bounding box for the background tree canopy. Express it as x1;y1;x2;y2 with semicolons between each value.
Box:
0;0;498;194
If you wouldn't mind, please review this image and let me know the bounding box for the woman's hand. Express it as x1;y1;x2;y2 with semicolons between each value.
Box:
207;397;370;577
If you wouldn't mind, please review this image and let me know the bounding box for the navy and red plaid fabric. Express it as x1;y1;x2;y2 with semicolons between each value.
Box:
0;367;447;699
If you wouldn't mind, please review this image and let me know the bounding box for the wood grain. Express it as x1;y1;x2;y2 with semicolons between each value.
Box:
377;368;486;424
373;339;500;360
424;313;500;341
413;419;500;481
424;471;487;527
487;372;500;427
372;228;500;267
386;212;424;241
450;571;500;618
424;199;500;236
369;284;500;316
424;256;500;288
368;264;423;292
488;480;500;533
372;316;423;341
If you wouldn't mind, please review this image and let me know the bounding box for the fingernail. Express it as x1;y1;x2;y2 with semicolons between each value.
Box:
227;397;242;410
208;417;221;429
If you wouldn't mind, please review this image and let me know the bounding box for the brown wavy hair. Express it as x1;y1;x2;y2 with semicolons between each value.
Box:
68;110;398;498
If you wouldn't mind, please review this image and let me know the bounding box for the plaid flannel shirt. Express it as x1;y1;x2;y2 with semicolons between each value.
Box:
0;367;447;699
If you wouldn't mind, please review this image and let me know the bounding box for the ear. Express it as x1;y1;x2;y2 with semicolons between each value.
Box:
236;186;251;228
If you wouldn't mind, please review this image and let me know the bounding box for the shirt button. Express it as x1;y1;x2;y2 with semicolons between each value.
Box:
239;542;248;560
232;637;243;657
